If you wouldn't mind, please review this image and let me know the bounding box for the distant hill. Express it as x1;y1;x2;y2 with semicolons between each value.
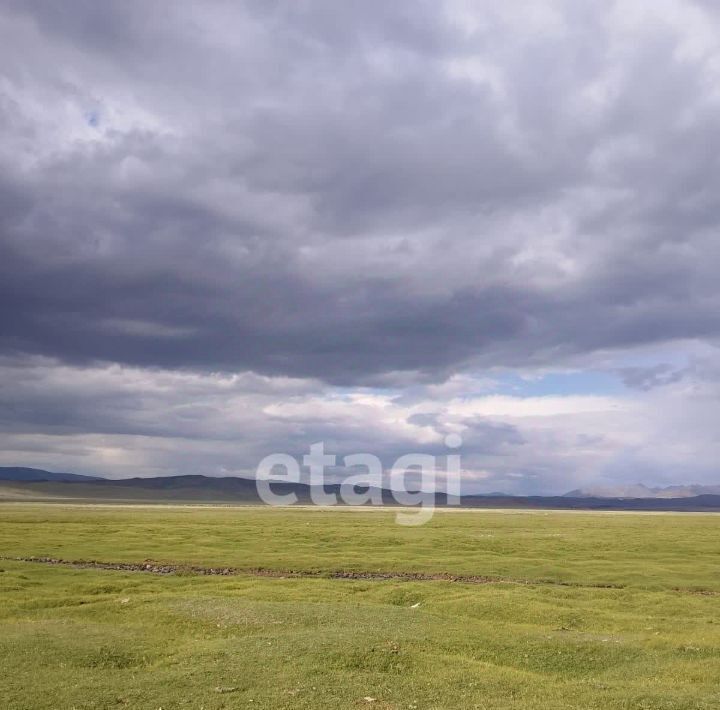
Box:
459;493;720;511
0;471;393;505
0;466;102;483
564;483;720;499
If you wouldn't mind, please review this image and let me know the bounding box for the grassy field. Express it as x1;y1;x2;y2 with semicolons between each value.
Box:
1;504;720;708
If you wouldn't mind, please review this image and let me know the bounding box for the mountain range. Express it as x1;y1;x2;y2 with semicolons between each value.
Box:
563;483;720;499
3;467;720;511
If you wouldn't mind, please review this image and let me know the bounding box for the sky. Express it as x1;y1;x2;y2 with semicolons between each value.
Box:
1;0;719;494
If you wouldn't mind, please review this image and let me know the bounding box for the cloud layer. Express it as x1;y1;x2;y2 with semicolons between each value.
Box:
1;1;719;491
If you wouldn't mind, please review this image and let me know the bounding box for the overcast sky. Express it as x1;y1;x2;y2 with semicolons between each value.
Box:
1;0;719;493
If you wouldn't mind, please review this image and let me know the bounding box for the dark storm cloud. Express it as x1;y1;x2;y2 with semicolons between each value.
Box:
1;0;720;386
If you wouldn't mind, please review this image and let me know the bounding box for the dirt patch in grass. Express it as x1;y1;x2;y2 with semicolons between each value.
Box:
0;554;629;590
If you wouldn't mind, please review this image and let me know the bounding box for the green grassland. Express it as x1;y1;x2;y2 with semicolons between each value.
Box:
1;504;720;709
